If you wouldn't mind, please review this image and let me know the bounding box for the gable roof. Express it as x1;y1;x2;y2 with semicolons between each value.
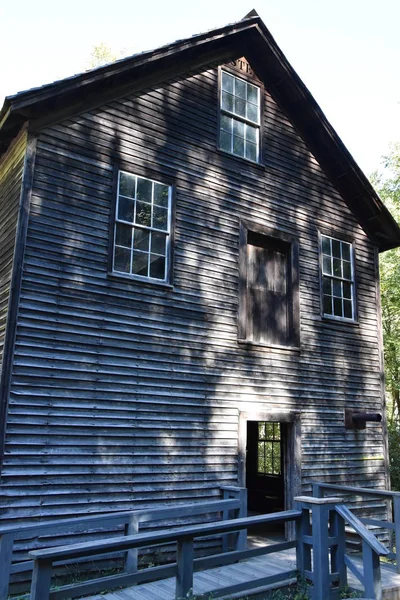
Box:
1;12;399;251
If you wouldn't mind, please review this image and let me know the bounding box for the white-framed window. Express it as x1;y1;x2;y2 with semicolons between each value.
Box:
219;71;260;162
113;171;172;283
320;234;355;320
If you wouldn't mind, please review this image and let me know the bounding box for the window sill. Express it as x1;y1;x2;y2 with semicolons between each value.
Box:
107;271;174;290
238;339;301;352
320;315;359;327
217;147;265;169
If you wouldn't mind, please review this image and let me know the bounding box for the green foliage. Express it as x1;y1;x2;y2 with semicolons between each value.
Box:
372;144;400;423
388;419;400;490
372;143;400;490
87;43;119;69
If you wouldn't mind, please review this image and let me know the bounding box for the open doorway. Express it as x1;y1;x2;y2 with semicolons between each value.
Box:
238;410;301;540
246;421;285;514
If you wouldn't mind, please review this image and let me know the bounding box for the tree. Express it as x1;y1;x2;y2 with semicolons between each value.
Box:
87;43;119;69
371;144;400;423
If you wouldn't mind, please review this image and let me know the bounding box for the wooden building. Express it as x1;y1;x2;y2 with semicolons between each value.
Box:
0;11;399;530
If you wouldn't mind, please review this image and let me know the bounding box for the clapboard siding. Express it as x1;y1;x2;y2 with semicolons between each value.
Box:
0;131;26;379
0;63;386;529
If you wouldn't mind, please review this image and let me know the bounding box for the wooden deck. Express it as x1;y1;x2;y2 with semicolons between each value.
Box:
80;547;297;600
80;545;400;600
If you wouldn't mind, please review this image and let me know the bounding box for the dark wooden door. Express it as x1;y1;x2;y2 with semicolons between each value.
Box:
246;421;285;513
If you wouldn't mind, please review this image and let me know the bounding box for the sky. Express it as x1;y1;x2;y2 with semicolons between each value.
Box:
1;0;399;175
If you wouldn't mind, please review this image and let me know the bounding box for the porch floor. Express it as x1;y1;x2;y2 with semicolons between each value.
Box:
78;539;400;600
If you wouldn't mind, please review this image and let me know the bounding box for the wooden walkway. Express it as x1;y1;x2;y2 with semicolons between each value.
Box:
80;545;400;600
81;547;297;600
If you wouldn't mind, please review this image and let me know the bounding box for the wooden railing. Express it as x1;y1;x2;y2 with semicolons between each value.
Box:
313;481;400;572
28;510;301;600
296;496;389;600
0;486;246;600
3;491;390;600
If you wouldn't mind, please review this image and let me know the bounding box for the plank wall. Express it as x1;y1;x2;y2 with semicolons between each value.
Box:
0;132;26;389
0;65;386;529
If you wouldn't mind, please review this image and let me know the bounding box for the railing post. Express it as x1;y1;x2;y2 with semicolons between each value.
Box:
295;496;343;600
312;483;324;498
30;558;52;600
330;508;347;589
295;502;311;576
220;486;247;552
125;513;139;573
0;533;14;600
236;487;247;551
362;540;382;600
176;537;194;599
393;495;400;573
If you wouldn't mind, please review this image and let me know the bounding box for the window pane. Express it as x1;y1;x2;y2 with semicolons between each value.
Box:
220;114;232;132
265;422;274;438
235;78;246;99
333;258;342;277
259;422;266;438
246;124;258;144
332;280;342;298
322;255;332;275
343;281;352;299
221;72;234;93
321;236;331;255
234;97;246;117
119;172;136;198
342;261;352;280
137;178;152;202
342;243;351;261
135;201;152;227
151;231;166;255
221;91;234;112
133;228;150;252
323;295;333;315
154;183;169;207
322;277;331;295
132;250;148;277
245;141;257;162
115;223;132;248
233;119;244;138
114;247;131;273
332;239;341;258
246;102;258;123
258;442;265;472
233;135;245;157
118;197;134;223
333;297;343;317
220;130;232;152
265;443;272;472
247;84;258;104
150;255;166;280
273;443;281;474
344;300;353;319
153;206;168;231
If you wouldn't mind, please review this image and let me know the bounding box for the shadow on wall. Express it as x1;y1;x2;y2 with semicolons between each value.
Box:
1;62;386;543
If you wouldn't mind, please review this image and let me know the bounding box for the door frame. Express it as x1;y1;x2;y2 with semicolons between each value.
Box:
238;410;301;534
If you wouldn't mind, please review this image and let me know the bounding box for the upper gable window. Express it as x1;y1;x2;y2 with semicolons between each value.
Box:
219;71;260;162
320;235;355;321
113;171;172;283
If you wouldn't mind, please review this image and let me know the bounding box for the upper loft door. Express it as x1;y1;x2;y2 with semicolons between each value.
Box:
246;421;285;514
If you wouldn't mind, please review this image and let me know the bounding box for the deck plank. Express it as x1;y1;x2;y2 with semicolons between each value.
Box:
80;547;400;600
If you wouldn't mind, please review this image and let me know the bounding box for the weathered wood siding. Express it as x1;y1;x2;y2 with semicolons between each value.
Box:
0;65;386;526
0;132;26;389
